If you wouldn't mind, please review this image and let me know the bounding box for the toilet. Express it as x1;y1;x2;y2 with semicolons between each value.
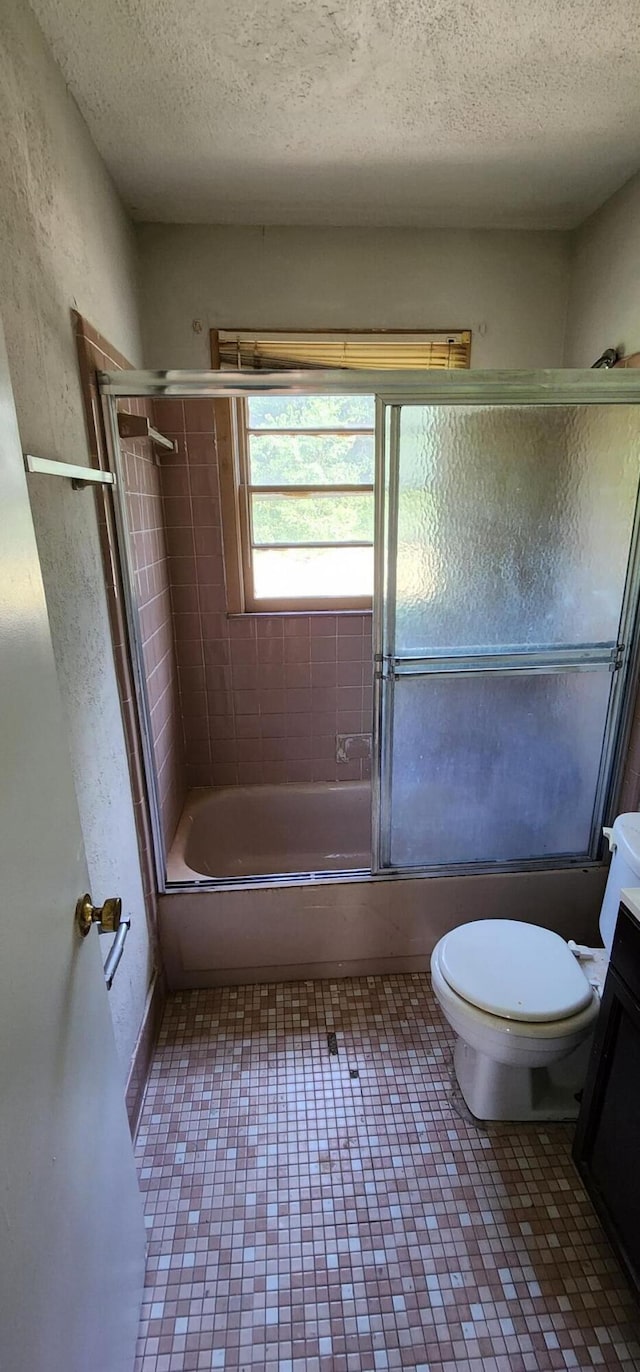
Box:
430;812;640;1122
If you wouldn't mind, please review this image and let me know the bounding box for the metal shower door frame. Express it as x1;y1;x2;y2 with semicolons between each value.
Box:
98;368;640;889
371;389;640;876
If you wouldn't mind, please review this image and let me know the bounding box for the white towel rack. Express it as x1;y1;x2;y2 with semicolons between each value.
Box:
24;454;115;489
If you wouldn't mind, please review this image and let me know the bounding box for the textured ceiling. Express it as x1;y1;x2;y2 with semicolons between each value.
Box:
30;0;640;227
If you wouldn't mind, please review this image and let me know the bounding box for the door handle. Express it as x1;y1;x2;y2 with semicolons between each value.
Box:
103;918;131;990
75;892;123;937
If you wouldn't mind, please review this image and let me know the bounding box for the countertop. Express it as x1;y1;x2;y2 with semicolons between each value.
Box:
620;886;640;925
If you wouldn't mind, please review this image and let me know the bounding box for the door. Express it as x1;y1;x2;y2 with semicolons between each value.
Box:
0;320;145;1371
374;395;640;872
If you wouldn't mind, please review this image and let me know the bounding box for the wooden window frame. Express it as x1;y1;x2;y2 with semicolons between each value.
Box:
217;396;373;613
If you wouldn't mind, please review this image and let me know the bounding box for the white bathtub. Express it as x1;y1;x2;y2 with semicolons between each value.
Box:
167;781;372;881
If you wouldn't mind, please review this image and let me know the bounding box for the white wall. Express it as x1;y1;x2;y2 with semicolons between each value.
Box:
564;171;640;365
0;0;152;1079
563;170;640;817
137;224;571;369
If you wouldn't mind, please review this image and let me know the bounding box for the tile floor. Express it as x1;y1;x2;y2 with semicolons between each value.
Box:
134;974;640;1371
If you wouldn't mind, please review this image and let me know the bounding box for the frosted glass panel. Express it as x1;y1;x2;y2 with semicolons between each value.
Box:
395;405;640;655
389;670;612;867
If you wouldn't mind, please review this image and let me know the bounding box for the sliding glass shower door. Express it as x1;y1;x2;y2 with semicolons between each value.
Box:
374;399;640;872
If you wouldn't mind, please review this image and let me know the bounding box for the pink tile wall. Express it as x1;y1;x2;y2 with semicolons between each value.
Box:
120;399;186;845
152;397;374;790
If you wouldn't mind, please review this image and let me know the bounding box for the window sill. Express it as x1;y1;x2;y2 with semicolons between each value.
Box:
227;608;373;620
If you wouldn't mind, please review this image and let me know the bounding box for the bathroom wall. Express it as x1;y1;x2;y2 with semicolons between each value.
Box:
137;224;571;370
0;0;152;1084
153;397;373;788
564;171;640;815
75;319;184;1124
564;170;640;366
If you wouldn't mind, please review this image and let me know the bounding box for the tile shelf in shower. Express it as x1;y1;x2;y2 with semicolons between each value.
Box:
116;410;176;456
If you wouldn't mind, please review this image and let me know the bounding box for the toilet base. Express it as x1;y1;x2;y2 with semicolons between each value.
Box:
453;1034;593;1122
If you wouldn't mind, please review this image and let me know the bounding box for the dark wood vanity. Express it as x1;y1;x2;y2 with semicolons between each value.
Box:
573;899;640;1297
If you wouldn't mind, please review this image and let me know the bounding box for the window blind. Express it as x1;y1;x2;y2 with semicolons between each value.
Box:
213;330;471;371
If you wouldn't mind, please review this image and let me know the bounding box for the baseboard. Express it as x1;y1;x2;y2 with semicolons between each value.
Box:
125;969;166;1137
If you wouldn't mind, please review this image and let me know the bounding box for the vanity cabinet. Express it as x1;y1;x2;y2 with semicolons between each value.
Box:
573;902;640;1297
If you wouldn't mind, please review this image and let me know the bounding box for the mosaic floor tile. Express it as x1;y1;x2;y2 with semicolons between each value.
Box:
134;974;640;1371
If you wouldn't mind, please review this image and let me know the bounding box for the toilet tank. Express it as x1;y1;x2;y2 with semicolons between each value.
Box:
600;813;640;950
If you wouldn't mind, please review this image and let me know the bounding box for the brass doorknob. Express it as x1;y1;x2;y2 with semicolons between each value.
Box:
76;893;123;938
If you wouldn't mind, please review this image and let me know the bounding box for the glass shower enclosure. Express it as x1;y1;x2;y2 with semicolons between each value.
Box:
99;367;640;888
373;386;640;874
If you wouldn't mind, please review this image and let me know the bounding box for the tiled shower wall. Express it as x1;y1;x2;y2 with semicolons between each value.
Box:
119;399;185;845
152;397;374;791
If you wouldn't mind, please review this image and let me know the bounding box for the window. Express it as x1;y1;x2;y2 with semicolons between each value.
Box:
238;392;374;610
214;329;471;612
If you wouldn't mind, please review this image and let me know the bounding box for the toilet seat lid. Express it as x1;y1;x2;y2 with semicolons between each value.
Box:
439;919;593;1023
